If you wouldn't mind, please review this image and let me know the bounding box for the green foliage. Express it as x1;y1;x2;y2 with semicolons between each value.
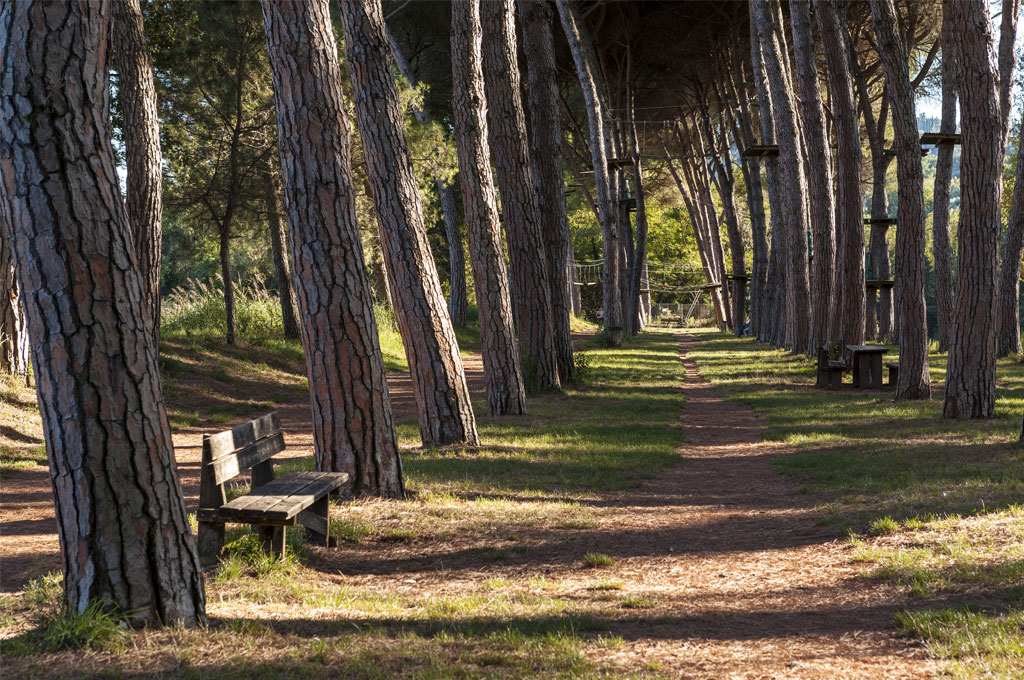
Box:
895;607;1024;679
582;553;615;568
217;533;299;580
163;278;284;344
36;599;128;653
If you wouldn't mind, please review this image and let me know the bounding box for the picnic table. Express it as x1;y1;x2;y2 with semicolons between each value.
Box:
846;344;888;389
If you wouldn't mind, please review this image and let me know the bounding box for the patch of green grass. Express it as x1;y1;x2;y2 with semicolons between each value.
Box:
583;553;614;568
620;594;657;609
895;606;1024;679
0;444;47;477
330;518;376;545
589;579;624;591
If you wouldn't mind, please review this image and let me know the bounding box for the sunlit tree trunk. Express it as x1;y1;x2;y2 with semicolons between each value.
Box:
520;0;575;381
998;129;1024;357
262;0;404;495
933;4;957;352
339;0;480;446
816;0;864;350
997;0;1020;153
791;0;836;352
112;0;163;343
450;0;526;415
0;0;205;625
0;234;29;376
556;0;622;346
480;0;559;391
944;0;1002;418
871;0;931;400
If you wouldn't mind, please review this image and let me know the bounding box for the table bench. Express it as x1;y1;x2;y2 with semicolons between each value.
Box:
196;412;348;567
846;344;889;389
885;361;899;386
816;345;846;389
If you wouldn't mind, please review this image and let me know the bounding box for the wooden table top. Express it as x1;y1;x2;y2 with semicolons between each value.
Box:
846;344;889;353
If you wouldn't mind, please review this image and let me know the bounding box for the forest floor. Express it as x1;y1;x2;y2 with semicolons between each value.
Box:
1;326;1021;678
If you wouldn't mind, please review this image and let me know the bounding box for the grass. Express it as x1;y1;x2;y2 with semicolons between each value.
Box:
583;553;615;568
0;328;682;679
689;329;1024;679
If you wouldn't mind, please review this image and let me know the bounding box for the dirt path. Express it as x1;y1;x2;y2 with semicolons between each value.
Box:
1;331;933;678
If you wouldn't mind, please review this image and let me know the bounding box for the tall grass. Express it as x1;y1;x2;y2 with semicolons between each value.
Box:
161;277;408;370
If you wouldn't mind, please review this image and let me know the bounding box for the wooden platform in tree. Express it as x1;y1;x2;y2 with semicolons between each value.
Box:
865;279;895;289
607;158;634;169
740;145;779;158
920;132;961;145
619;197;637;211
883;147;929;157
727;274;750;281
864;218;897;226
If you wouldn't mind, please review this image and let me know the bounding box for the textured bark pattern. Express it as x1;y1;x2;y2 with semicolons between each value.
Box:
753;0;811;353
438;182;468;327
628;125;651;338
112;0;162;343
944;0;1001;418
520;0;574;382
480;0;559;390
871;0;931;399
0;0;205;625
933;5;957;352
264;176;301;340
998;125;1024;357
997;0;1020;152
339;0;479;446
0;233;30;375
450;0;526;415
261;0;403;495
816;0;865;349
791;1;836;352
556;0;622;345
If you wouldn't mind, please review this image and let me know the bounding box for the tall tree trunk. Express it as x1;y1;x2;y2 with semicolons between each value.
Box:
752;0;811;354
0;0;205;625
998;126;1024;357
112;0;163;344
944;0;1002;418
521;0;575;381
627;115;650;338
480;0;559;391
218;224;236;345
933;4;957;352
450;0;527;415
816;0;865;350
556;0;623;346
261;0;403;495
871;0;932;400
0;234;30;376
997;0;1020;153
791;0;836;352
384;26;467;329
263;174;300;340
438;182;468;327
338;0;479;447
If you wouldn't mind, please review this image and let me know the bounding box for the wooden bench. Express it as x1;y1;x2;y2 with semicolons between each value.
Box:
816;345;845;389
885;361;899;387
196;412;348;567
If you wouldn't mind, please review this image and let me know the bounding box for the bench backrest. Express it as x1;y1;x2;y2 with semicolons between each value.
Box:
817;345;831;369
199;411;285;509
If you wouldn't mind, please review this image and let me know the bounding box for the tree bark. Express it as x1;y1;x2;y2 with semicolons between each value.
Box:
933;4;957;352
997;0;1020;153
556;0;623;346
0;234;30;376
450;0;527;415
480;0;559;391
520;0;575;382
944;0;1002;418
871;0;932;400
791;0;836;352
816;0;865;351
752;0;811;354
0;0;205;625
338;0;479;447
438;182;468;327
263;174;300;340
261;0;404;495
112;0;163;344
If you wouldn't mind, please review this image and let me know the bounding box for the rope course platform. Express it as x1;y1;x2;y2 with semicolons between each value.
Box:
740;145;779;158
864;218;897;226
920;132;961;145
865;279;895;289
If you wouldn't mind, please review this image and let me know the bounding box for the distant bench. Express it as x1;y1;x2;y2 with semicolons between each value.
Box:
196;412;347;567
816;345;846;389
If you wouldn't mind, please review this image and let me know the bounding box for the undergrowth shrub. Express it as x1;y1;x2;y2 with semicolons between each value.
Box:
162;277;284;342
12;574;127;655
216;532;299;580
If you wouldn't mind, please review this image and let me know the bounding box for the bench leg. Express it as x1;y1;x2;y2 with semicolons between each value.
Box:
258;525;286;560
889;366;899;387
298;496;335;547
829;369;842;389
197;521;225;568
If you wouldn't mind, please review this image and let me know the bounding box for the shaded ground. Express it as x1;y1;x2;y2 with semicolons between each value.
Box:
0;330;935;678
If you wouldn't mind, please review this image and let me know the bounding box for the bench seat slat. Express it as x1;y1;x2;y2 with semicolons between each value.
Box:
206;412;281;460
210;432;286;486
216;471;347;522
